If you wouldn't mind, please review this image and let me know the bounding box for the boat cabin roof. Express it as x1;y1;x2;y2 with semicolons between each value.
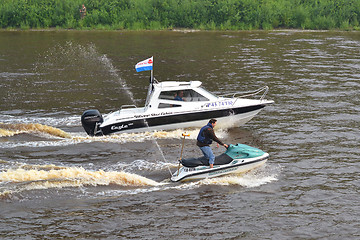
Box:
154;81;202;89
144;80;219;109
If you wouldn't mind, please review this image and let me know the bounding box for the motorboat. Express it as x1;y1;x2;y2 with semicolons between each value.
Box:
171;143;269;182
81;80;273;136
81;57;274;136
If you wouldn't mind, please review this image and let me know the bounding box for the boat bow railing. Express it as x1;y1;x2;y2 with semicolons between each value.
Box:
219;86;269;102
118;105;137;112
120;104;137;109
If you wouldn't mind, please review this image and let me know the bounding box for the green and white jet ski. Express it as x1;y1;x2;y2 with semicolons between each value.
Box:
171;143;269;182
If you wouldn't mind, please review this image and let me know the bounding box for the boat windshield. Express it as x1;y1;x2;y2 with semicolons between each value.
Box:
159;89;209;102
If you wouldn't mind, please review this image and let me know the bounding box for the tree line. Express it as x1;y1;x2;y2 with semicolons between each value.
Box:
1;0;359;30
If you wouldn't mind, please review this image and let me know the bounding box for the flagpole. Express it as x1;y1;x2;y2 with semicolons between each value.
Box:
150;56;154;83
135;56;154;107
146;68;154;107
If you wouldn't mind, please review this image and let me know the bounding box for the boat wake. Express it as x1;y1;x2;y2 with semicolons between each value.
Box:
170;164;280;189
0;123;71;138
0;160;279;200
116;159;177;172
0;121;229;147
71;128;227;143
198;165;279;187
94;164;280;198
0;163;160;199
0;114;80;127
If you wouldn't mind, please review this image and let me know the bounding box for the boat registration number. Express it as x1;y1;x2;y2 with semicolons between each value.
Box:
205;100;233;108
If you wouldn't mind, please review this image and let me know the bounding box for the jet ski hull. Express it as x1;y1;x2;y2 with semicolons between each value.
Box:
171;154;268;182
171;144;270;182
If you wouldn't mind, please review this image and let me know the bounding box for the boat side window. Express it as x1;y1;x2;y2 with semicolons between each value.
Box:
158;103;181;108
158;90;209;102
159;91;178;100
187;89;209;101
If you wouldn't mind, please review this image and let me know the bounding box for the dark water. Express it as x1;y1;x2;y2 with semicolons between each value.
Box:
0;30;359;239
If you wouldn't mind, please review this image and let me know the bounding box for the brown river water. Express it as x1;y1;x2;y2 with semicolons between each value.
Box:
0;30;359;239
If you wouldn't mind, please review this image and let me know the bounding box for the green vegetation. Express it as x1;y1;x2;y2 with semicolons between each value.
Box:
1;0;360;30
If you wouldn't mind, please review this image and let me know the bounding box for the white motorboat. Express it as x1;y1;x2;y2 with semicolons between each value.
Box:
81;57;273;136
81;80;273;136
171;143;269;182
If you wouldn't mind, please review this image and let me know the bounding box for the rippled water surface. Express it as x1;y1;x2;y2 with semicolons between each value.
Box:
0;30;359;239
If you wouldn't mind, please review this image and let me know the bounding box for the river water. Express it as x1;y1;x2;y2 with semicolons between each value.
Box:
0;30;359;239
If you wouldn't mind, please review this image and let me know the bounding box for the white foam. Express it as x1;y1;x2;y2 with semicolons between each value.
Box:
116;159;177;172
198;164;280;187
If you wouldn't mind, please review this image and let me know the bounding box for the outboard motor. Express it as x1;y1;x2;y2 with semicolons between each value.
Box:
81;109;103;136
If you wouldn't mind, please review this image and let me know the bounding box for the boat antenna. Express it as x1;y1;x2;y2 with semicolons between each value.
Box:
177;133;190;176
149;69;154;91
151;69;154;84
145;68;158;107
150;68;158;84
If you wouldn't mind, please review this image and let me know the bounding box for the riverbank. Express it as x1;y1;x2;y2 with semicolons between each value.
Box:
0;28;358;34
1;0;359;31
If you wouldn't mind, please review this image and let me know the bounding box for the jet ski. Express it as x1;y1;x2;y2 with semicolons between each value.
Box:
171;143;269;182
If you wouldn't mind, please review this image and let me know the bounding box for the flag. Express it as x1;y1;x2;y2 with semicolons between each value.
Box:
135;57;153;72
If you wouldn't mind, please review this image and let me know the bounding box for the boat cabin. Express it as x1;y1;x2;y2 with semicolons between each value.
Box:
145;81;218;109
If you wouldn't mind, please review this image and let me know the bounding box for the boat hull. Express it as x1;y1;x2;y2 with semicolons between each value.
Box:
171;153;269;182
100;104;266;135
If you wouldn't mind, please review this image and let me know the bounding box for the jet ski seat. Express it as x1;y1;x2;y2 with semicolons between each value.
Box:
181;153;233;167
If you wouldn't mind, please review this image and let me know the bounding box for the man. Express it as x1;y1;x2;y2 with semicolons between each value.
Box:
174;90;184;101
196;119;228;168
80;4;86;19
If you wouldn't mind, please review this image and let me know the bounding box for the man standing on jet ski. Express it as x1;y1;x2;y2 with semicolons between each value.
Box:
197;119;228;168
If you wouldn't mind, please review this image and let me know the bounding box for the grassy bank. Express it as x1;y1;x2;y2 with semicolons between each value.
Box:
1;0;360;31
